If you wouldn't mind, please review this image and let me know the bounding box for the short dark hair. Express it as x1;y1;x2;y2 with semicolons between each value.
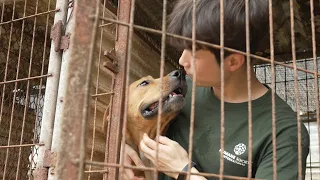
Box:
167;0;269;64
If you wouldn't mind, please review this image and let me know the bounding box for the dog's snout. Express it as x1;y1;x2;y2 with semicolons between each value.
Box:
169;70;185;80
170;70;180;78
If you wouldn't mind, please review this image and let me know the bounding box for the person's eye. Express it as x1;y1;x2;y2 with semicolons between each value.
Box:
138;80;149;87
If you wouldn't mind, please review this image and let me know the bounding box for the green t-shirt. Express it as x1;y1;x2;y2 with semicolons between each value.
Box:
159;78;310;180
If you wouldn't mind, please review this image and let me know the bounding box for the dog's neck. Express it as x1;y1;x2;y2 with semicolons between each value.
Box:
125;115;175;152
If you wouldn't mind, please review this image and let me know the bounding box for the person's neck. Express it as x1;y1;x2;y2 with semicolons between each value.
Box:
213;70;268;103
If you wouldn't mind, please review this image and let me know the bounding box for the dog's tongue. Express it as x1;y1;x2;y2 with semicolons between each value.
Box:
149;101;159;110
170;91;177;95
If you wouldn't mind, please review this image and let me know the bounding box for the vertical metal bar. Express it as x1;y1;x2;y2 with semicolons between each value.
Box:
0;0;4;36
104;0;131;179
264;65;267;84
0;0;14;137
47;3;73;180
187;0;197;179
119;0;135;179
104;78;115;178
88;0;107;179
289;0;302;179
54;0;99;179
154;0;167;179
31;0;51;178
16;0;39;178
268;0;277;179
309;0;320;171
35;0;68;177
304;59;313;179
0;0;4;128
284;66;287;102
2;1;19;179
245;0;252;178
219;0;225;179
79;1;100;179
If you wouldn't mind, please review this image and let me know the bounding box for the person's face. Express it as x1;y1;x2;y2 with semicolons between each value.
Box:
179;49;228;87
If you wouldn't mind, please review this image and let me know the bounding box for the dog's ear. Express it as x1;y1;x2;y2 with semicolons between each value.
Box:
102;104;110;134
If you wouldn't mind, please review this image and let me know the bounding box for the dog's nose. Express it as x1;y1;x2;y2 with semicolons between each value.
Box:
170;70;181;78
169;70;185;80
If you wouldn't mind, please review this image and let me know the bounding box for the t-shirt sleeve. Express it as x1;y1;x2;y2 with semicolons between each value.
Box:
255;122;310;180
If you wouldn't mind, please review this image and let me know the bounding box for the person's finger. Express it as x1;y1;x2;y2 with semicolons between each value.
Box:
158;135;177;146
133;177;146;180
124;168;134;180
140;140;155;159
121;171;131;180
142;133;159;150
140;141;166;164
142;133;167;151
125;145;145;167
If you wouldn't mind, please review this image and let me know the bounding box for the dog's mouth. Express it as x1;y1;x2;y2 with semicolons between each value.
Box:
141;86;186;118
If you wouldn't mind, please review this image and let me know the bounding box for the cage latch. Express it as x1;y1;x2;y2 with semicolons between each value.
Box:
51;20;70;52
103;48;119;74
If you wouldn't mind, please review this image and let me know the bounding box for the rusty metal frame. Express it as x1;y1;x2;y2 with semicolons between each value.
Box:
53;0;100;179
34;0;69;179
46;1;74;180
0;0;312;179
103;0;131;180
80;0;320;180
309;0;320;169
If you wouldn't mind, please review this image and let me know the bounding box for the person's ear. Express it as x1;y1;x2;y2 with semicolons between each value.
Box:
225;54;245;72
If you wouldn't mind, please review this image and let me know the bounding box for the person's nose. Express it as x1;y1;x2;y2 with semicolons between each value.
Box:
179;50;190;69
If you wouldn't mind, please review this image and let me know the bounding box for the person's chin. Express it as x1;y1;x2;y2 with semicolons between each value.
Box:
196;81;213;87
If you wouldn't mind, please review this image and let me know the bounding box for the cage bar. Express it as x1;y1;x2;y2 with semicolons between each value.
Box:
103;0;131;180
219;0;225;179
268;0;278;179
2;0;319;179
53;0;100;179
34;0;68;179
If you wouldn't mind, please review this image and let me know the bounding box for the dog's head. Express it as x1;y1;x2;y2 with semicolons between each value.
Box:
128;70;187;120
126;70;187;143
103;70;187;149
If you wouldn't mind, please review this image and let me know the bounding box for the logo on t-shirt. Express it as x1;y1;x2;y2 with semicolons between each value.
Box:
234;143;246;155
219;148;249;167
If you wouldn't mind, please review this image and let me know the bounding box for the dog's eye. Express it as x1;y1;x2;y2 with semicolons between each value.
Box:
138;80;149;87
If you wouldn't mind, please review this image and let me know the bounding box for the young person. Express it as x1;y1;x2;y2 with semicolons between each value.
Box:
124;0;310;179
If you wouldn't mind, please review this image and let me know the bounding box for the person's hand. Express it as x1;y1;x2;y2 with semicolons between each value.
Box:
140;133;189;179
120;144;146;180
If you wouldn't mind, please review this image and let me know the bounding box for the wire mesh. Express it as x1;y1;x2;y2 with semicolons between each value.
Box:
3;0;314;179
74;0;320;180
255;58;320;179
0;0;54;179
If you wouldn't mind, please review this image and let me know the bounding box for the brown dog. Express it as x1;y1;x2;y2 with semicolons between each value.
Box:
103;70;187;179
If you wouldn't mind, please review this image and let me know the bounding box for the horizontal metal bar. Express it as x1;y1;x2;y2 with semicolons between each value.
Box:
0;143;44;149
96;16;320;77
256;58;319;67
91;92;114;97
84;170;109;174
0;9;59;26
263;77;318;84
301;118;317;123
0;74;52;85
85;161;263;180
99;22;113;27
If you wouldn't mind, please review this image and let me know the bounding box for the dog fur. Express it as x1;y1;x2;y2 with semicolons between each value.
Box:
103;70;187;179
